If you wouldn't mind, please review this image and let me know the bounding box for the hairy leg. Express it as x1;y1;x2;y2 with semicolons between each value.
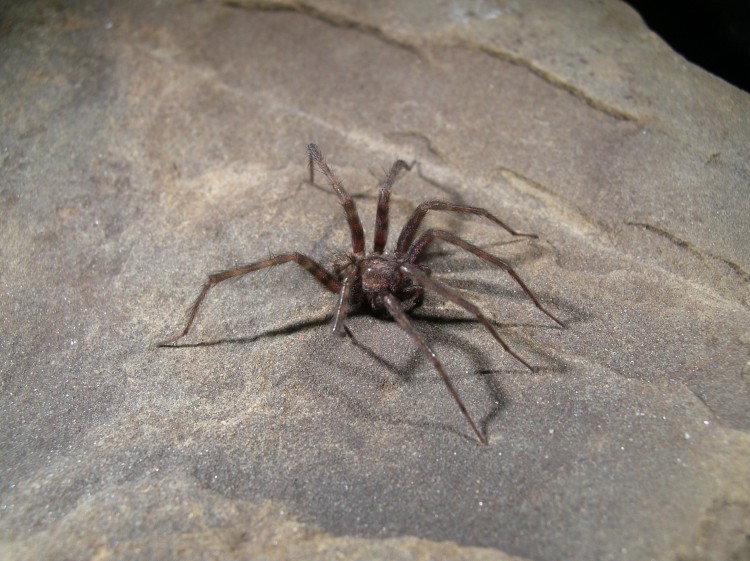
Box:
307;143;366;256
400;263;536;371
407;229;563;326
382;292;486;445
396;200;537;256
332;266;356;336
159;252;340;346
373;159;413;254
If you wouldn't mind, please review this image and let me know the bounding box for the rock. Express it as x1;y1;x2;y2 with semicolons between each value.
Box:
1;1;748;560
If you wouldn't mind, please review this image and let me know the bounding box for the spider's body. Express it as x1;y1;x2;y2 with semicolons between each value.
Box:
160;144;563;444
361;256;415;299
344;255;426;311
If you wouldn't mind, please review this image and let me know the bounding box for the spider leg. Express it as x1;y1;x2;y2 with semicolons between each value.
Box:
381;292;486;445
400;263;536;371
159;252;340;346
373;159;414;254
395;200;537;257
307;143;366;256
407;229;563;327
332;266;357;336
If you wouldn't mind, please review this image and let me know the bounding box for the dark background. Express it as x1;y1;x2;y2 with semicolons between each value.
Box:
625;0;750;92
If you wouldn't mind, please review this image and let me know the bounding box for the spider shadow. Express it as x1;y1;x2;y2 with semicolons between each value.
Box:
158;314;330;348
407;308;572;439
160;295;570;445
475;357;572;441
423;245;590;328
425;278;586;329
338;312;484;386
338;309;553;444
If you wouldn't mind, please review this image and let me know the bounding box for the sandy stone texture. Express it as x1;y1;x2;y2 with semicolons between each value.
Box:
1;1;748;560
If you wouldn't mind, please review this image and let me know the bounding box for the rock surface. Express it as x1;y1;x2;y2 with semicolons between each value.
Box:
1;1;748;560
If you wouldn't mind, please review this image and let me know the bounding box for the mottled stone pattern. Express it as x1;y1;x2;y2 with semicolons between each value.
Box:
1;1;748;560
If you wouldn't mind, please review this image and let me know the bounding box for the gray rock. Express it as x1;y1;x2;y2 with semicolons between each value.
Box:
1;1;748;560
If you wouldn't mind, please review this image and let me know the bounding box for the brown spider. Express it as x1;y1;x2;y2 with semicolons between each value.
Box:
160;144;563;444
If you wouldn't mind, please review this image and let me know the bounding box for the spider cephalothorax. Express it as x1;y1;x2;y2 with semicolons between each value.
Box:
160;144;563;444
340;254;427;313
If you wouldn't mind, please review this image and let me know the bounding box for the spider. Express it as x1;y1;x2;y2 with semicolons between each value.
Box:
159;144;563;444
